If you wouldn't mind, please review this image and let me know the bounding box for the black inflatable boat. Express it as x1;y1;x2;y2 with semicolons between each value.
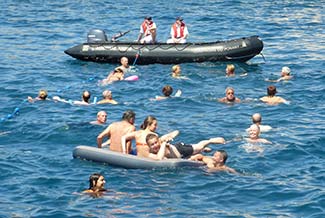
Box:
64;29;263;65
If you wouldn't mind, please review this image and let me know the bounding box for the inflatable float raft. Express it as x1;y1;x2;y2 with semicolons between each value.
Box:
64;29;263;65
73;145;204;169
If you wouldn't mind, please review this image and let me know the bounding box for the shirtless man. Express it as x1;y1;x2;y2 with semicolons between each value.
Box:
190;150;237;173
260;85;288;105
218;87;241;104
97;90;118;105
97;110;136;154
246;124;271;144
145;134;226;160
90;111;107;125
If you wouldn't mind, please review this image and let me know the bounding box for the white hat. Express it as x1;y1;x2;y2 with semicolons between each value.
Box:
282;66;291;74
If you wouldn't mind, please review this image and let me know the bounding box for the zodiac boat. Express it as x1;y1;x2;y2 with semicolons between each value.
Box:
73;145;203;169
64;29;263;65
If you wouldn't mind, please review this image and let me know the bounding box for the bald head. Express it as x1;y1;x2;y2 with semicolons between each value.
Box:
252;113;262;124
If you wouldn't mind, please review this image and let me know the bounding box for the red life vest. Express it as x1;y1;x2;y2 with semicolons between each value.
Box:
172;22;185;38
142;21;154;36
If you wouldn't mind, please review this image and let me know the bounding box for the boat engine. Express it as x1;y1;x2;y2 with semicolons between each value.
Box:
87;29;108;43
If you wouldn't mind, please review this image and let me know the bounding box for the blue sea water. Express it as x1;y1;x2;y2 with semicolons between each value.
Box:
0;0;324;217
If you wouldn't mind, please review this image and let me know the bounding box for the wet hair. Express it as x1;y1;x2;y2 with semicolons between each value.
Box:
226;64;235;73
225;87;235;94
88;173;103;190
172;65;180;73
140;115;157;130
82;90;91;103
217;150;228;164
146;133;159;145
38;90;48;100
267;85;277;96
122;110;136;122
162;85;173;97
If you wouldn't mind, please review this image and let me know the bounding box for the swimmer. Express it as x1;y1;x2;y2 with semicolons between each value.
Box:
83;173;107;197
246;113;272;132
171;65;182;78
27;89;48;102
90;111;107;125
145;133;226;160
225;64;235;77
266;66;292;82
121;115;179;156
53;90;91;106
155;85;173;100
97;110;136;153
97;90;118;105
190;150;237;173
245;124;271;144
218;87;241;104
101;67;124;85
260;85;288;105
119;57;130;73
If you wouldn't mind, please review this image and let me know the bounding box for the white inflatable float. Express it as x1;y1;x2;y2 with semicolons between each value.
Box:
73;145;203;169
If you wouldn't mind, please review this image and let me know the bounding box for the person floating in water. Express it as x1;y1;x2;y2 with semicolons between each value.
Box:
218;87;241;104
97;90;118;105
90;111;107;125
260;85;288;105
245;124;271;144
154;85;174;100
225;64;235;77
83;173;107;197
266;66;292;82
190;150;237;174
27;89;48;102
53;90;92;106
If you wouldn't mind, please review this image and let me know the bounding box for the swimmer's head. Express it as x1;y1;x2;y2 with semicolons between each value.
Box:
281;66;291;76
97;111;107;124
172;65;181;74
213;150;228;164
249;124;260;139
82;90;91;102
226;64;235;75
267;85;277;96
122;110;136;124
114;67;124;74
102;90;112;99
252;113;262;124
225;87;235;101
88;173;106;190
162;85;173;97
120;57;129;67
38;90;48;100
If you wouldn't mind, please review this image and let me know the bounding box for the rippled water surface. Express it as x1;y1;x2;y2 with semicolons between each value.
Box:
0;0;324;217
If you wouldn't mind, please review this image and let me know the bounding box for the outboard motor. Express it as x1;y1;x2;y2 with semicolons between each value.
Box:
87;29;108;43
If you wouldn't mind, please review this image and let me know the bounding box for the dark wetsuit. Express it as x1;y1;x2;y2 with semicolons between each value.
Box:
173;142;194;158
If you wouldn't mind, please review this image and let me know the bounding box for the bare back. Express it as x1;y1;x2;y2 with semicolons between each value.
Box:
110;121;135;153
